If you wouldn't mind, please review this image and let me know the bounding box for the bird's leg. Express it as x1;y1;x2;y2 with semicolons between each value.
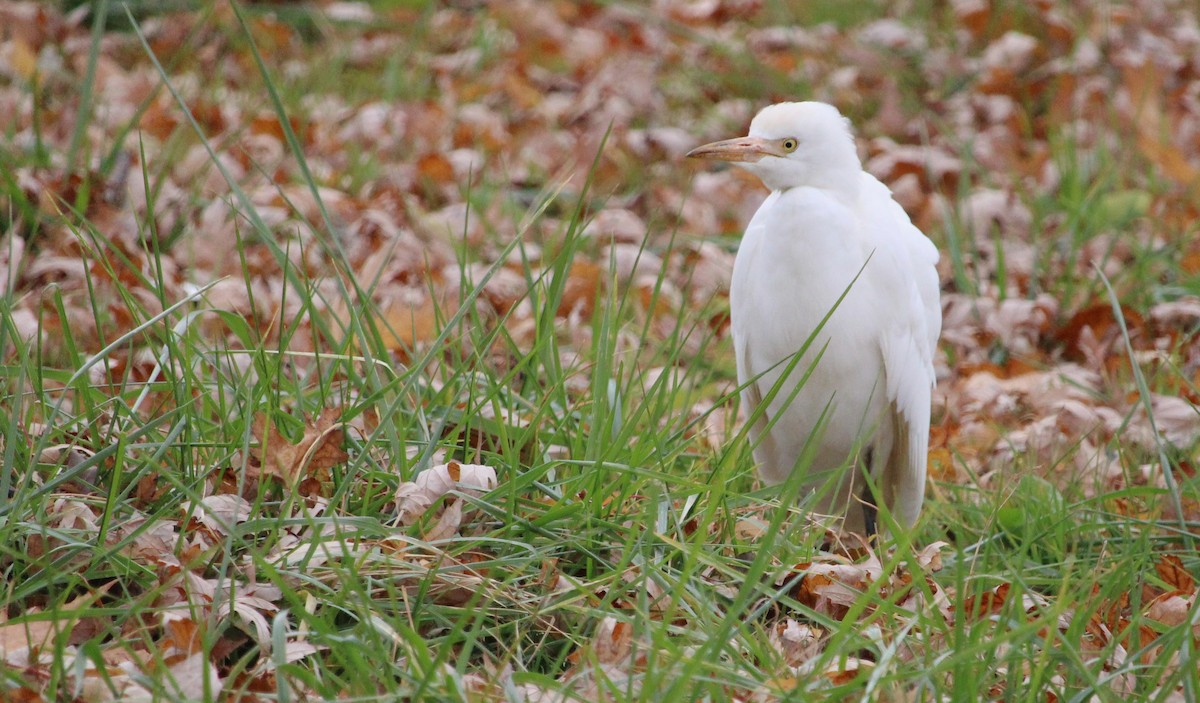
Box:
860;447;878;540
860;484;878;540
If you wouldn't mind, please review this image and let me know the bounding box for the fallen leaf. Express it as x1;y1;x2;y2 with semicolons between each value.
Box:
1155;555;1196;594
0;586;113;657
395;461;498;526
251;408;349;486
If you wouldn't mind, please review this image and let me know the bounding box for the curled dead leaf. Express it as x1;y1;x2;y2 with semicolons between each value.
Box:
250;409;349;487
770;619;823;668
1146;592;1193;631
395;461;498;526
915;541;949;571
189;495;251;535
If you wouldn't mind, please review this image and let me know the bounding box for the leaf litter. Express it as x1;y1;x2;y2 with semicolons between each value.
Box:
1;0;1200;699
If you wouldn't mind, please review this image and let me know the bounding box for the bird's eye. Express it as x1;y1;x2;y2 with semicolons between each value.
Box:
781;138;798;152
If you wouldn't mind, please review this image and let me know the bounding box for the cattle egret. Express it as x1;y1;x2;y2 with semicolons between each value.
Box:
687;102;941;536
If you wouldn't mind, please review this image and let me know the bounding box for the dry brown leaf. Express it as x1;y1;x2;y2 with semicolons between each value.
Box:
915;541;949;571
824;657;873;685
153;651;223;701
865;141;961;193
1146;592;1193;629
190;495;251;535
952;0;990;38
962;582;1012;621
592;616;632;666
416;152;456;185
1135;133;1198;187
5;36;39;81
251;408;349;486
423;497;464;542
582;208;647;244
375;289;448;355
558;260;602;319
790;561;876;620
1055;303;1144;362
395;461;499;526
0;585;112;658
1155;555;1196;594
770;619;823;668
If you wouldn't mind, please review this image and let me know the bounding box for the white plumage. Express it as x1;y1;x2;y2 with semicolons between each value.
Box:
688;102;941;535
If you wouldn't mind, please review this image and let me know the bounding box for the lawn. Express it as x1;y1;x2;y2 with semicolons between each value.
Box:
1;0;1198;700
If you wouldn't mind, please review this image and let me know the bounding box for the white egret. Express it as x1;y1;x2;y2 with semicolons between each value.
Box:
688;102;941;536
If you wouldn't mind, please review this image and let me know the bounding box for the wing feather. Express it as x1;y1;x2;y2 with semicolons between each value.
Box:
862;176;940;529
736;314;790;485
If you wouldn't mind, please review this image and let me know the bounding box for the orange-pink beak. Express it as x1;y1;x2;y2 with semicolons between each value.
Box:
686;136;784;163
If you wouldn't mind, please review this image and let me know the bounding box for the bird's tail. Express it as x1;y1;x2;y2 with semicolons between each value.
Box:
883;404;926;530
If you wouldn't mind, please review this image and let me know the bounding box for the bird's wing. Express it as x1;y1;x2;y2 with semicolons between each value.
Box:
906;212;942;360
879;307;932;529
731;207;782;480
862;177;940;529
734;323;773;466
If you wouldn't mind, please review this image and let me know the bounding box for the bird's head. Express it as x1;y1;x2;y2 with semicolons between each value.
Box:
687;101;861;194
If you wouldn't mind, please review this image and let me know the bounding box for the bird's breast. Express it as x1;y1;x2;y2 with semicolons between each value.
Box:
731;187;889;436
731;188;876;355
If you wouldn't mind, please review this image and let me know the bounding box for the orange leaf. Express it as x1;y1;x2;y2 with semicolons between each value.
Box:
1155;554;1196;594
0;585;113;656
7;37;38;80
376;292;444;355
1137;133;1199;186
250;409;348;486
963;582;1011;620
417;152;456;184
1054;303;1143;361
558;260;601;318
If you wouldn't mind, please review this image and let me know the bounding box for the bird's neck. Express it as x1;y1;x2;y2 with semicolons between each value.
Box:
777;170;861;205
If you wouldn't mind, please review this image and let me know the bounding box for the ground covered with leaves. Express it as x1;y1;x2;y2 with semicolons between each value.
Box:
1;0;1199;700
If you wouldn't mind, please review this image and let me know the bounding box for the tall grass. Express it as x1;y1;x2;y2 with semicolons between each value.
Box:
0;3;1197;702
